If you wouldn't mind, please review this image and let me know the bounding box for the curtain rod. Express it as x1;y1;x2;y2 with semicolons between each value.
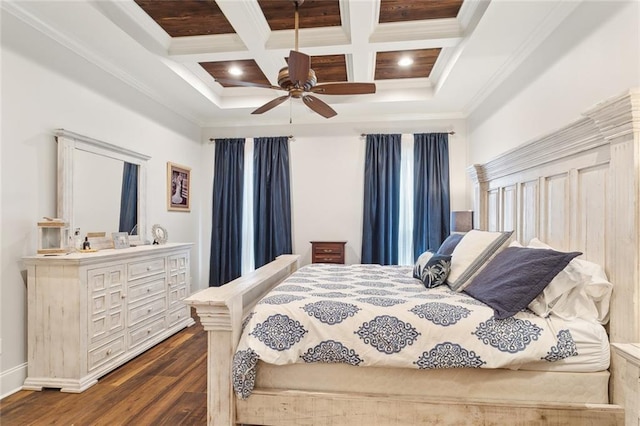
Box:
209;135;294;142
360;131;455;137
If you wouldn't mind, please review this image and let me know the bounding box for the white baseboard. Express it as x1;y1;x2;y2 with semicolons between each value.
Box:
1;362;27;399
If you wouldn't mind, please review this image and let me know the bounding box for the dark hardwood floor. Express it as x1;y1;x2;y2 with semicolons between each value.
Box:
0;313;207;425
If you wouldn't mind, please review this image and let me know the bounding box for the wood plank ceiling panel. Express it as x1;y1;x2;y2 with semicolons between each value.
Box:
311;55;348;82
374;49;442;80
200;60;272;88
258;0;342;30
134;0;235;37
378;0;464;23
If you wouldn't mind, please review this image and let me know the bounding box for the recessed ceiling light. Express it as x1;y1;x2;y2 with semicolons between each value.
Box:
228;66;243;76
398;57;414;67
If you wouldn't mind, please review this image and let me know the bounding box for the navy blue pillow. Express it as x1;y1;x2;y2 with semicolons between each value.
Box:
437;233;464;256
463;246;581;319
413;251;452;288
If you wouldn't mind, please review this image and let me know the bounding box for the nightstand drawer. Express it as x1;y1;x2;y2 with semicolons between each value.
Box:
314;245;342;255
311;241;347;264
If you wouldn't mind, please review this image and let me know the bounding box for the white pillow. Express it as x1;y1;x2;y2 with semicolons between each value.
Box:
447;229;513;292
526;238;612;324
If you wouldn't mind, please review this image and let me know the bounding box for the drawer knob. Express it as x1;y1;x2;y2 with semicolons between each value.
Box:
147;329;151;334
147;307;152;312
147;288;151;292
106;349;112;355
146;266;152;271
323;249;332;253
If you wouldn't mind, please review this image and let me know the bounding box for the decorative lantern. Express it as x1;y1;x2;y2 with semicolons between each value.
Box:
37;219;70;255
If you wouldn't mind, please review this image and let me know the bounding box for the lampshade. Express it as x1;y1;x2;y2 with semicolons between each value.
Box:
450;211;474;233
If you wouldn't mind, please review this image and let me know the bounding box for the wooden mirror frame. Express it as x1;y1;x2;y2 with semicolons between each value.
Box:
55;129;150;247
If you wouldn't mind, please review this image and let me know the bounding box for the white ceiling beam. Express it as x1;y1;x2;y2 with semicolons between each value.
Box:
214;0;284;86
169;34;247;59
344;0;378;81
370;19;462;45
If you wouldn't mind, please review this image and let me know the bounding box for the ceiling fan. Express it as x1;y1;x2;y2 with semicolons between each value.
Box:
215;0;376;119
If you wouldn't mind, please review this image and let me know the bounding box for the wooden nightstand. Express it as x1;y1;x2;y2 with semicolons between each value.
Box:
612;343;640;426
310;241;347;264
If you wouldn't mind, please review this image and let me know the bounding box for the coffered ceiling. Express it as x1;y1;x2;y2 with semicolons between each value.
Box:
2;0;584;129
134;0;462;87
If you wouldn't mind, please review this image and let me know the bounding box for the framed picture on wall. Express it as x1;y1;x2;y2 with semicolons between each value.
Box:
167;162;191;212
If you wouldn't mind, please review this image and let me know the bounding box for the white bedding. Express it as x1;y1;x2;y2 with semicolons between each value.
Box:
232;264;610;398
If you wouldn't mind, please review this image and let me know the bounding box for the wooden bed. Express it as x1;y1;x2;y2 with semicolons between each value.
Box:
186;88;639;425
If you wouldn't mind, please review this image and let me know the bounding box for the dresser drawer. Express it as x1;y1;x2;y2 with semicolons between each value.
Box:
168;306;190;327
128;296;167;327
128;275;167;304
311;241;346;264
88;335;125;372
128;315;167;349
128;258;166;281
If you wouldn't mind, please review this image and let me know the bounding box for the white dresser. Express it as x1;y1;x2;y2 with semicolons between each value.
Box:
22;243;195;392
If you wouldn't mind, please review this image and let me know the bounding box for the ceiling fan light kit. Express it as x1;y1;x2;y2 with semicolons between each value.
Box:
216;0;376;119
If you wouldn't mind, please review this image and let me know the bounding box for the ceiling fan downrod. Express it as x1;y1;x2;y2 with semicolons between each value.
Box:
294;1;300;52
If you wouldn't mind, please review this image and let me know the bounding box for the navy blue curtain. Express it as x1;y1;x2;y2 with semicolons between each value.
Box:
361;134;402;265
253;136;292;269
413;133;450;260
209;138;245;287
119;162;138;234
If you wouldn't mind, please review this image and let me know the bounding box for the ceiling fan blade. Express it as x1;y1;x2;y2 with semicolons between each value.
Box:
311;82;376;95
302;95;337;119
251;95;291;115
287;50;311;86
215;79;283;91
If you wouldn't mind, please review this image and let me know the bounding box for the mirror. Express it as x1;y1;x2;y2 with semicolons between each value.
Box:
56;129;150;246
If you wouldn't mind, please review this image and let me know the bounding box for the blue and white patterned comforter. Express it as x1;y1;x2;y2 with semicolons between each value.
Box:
232;263;580;398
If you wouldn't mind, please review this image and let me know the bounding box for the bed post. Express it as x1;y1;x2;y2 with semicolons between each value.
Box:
193;301;242;425
468;164;488;230
186;255;300;426
584;89;640;409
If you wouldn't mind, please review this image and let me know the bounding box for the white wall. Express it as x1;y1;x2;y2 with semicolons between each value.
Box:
0;12;203;397
468;1;640;164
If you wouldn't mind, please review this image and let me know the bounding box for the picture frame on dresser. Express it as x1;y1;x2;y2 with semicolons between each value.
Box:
167;162;191;212
112;232;129;249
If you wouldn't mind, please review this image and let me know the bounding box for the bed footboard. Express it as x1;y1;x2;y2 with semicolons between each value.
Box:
185;254;300;426
236;390;623;426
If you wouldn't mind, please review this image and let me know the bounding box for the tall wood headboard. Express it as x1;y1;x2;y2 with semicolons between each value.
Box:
468;88;639;406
